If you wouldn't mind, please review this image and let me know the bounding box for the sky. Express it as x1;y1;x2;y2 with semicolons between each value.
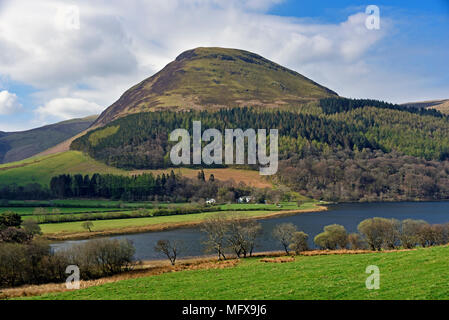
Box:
0;0;448;132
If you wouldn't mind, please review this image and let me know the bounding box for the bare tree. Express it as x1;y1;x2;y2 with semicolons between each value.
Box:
347;233;367;250
201;216;229;260
382;219;400;249
400;219;427;249
416;223;446;247
358;217;400;250
227;219;262;258
358;218;384;251
289;231;309;254
22;219;42;237
272;223;297;254
82;221;94;232
242;220;262;257
154;239;182;265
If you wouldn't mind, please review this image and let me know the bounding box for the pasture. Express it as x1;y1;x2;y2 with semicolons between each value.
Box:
22;245;449;300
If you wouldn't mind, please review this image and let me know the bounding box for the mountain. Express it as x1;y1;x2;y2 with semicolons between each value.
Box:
401;99;449;115
0;115;97;164
93;47;338;126
5;46;449;203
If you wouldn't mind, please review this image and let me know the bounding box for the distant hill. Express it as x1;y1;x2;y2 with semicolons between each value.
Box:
93;47;338;126
0;151;272;188
0;115;97;164
401;99;449;114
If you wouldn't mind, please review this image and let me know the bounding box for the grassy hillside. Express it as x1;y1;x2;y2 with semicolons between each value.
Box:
0;151;272;188
94;47;337;126
0;115;97;164
26;245;449;300
0;151;125;186
401;99;449;115
431;100;449;114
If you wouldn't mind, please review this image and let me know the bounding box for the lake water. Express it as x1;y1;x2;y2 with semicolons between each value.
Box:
51;201;449;260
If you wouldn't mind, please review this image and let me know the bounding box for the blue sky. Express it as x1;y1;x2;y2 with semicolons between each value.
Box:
0;0;448;132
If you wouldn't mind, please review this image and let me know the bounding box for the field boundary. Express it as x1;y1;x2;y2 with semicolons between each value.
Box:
42;206;327;240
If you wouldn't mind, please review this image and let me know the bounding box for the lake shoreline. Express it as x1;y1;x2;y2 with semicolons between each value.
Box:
43;205;328;241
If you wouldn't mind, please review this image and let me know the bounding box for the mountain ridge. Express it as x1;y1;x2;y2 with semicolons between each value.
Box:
93;47;338;126
0;115;97;164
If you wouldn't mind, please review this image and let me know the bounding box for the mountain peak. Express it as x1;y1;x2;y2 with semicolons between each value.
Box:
93;47;338;126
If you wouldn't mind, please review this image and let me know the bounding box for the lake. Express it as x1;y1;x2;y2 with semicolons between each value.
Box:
51;201;449;260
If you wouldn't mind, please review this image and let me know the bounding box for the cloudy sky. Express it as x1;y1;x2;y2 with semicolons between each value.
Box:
0;0;448;131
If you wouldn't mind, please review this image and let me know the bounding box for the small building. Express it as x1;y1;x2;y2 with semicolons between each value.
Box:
238;196;252;203
206;198;216;205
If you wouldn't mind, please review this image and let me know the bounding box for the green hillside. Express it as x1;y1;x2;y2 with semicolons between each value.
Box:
69;96;449;202
0;151;125;186
26;246;449;300
0;151;272;188
0;115;97;164
93;47;337;126
401;99;449;115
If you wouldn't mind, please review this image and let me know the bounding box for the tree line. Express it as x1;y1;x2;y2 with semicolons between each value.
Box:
50;171;179;200
319;97;443;117
0;211;135;288
154;216;449;266
48;170;253;202
1;169;288;204
0;238;135;288
277;147;449;202
275;217;449;252
2;210;447;288
66;104;449;203
70;107;377;169
71;105;449;170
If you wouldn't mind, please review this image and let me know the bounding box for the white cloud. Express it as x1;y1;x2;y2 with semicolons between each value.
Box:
0;90;22;115
0;0;401;129
36;98;103;121
0;1;386;91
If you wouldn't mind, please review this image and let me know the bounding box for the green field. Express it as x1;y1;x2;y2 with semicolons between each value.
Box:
0;200;315;236
218;202;317;211
4;200;314;209
0;151;125;186
39;210;278;234
0;151;274;189
3;199;169;208
36;201;317;235
25;245;449;300
0;207;129;216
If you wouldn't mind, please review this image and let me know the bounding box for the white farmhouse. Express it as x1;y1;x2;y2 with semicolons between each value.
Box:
238;196;252;203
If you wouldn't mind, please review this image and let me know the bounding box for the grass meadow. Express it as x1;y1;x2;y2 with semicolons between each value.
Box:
21;245;449;300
